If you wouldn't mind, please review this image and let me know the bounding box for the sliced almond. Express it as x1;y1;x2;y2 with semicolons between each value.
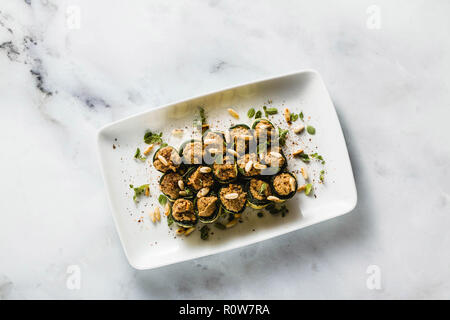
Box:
197;187;210;198
157;154;168;166
208;148;219;154
224;131;231;144
224;193;239;200
176;227;186;235
164;203;170;216
289;177;296;192
143;144;154;155
293;125;305;134
227;108;239;119
300;167;308;180
269;151;283;158
227;148;239;157
149;210;156;223
203;138;216;145
284;108;291;123
244;160;253;173
179;190;188;196
297;184;307;192
226;219;238;228
178;180;185;190
253;162;267;170
154;207;161;222
199;166;212;173
293;149;304;157
267;195;283;203
258;124;271;130
172;128;184;136
184;227;196;236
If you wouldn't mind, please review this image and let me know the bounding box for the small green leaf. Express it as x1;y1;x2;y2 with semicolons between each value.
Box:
130;184;149;202
134;148;146;161
307;126;316;135
278;127;289;146
247;108;255;118
299;153;310;163
143;131;163;144
290;113;298;122
299;112;304;121
305;183;313;195
259;183;267;195
158;194;168;205
265;107;278;115
255;110;262;119
167;214;174;227
320;170;325;182
200;225;210;240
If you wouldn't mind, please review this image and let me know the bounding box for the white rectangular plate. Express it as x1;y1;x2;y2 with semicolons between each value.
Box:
97;70;357;270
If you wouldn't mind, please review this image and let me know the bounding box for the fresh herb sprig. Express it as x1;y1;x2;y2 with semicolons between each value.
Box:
129;184;149;202
144;131;163;144
134;148;146;161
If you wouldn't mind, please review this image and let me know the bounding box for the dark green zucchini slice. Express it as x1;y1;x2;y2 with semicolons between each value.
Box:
259;148;287;176
184;166;216;192
229;124;254;155
212;162;238;184
179;139;203;166
202;130;226;165
218;183;247;215
236;153;260;180
245;178;272;209
171;198;198;227
194;194;222;223
159;172;183;202
152;145;182;173
252;118;275;145
270;171;298;200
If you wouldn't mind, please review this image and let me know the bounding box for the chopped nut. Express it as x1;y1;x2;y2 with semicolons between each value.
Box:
300;167;308;180
244;160;253;173
284;108;291;123
227;149;239;157
202;124;210;130
149;210;156;223
289;177;296;192
224;131;231;143
157;154;168;166
154;207;161;222
203;139;216;145
227;108;239;119
144;186;150;197
197;187;210;198
297;184;307;192
199;166;212;173
143;144;154;155
253;162;267;170
234;214;241;218
164;203;170;216
178;180;185;190
293;149;304;157
224;193;239;200
208;148;219;154
269;151;283;158
293;125;305;134
176;227;186;235
179;190;188;196
184;227;196;236
226;219;238;228
267;195;283;202
172;129;184;136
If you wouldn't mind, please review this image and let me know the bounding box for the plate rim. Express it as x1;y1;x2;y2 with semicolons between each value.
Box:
96;69;358;270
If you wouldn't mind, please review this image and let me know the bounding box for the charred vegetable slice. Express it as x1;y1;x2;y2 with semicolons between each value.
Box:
252;118;275;145
171;198;198;227
237;153;260;179
246;178;272;209
270;172;298;200
152;145;181;173
218;183;247;215
179;139;203;166
229;124;254;155
194;194;221;223
212;161;238;184
184;166;215;192
159;172;183;202
260;147;287;176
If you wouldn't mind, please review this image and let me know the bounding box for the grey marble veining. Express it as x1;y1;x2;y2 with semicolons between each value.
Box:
0;0;449;299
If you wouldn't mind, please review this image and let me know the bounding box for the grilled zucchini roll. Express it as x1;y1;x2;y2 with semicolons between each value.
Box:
212;161;238;184
252;119;275;145
219;183;247;215
260;147;287;176
229;124;254;155
202;130;226;164
171;198;198;227
153;145;182;173
179;139;203;166
246;178;272;209
270;172;298;200
159;172;183;202
194;194;221;223
184;166;215;192
236;153;261;179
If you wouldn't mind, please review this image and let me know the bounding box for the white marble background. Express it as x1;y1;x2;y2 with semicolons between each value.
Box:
1;0;449;299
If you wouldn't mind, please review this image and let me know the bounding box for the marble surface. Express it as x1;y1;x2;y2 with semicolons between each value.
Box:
1;0;449;299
